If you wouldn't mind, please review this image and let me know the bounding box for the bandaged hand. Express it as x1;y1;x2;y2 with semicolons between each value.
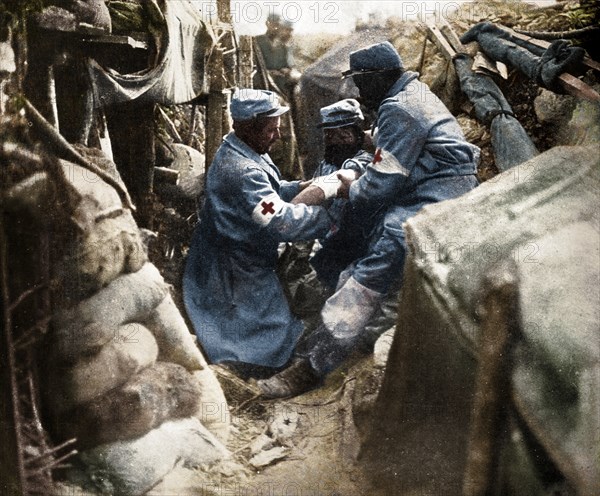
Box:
336;169;359;199
312;171;342;199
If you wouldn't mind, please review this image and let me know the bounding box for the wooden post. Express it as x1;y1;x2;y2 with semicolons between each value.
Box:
238;35;254;88
463;261;519;496
217;0;232;24
105;102;155;226
205;46;226;171
221;89;232;136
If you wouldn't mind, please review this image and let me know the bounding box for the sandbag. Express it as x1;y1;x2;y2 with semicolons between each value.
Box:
74;417;229;496
61;160;122;213
192;368;231;444
61;362;200;448
67;210;147;295
44;324;158;414
144;293;206;371
51;263;168;358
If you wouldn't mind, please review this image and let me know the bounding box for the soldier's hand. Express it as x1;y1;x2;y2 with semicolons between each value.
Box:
298;179;313;192
336;170;358;199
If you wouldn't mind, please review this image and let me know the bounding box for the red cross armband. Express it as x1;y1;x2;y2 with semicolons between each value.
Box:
371;147;410;176
251;192;285;227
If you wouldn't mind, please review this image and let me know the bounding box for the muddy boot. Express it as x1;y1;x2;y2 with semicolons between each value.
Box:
257;323;354;398
257;358;322;399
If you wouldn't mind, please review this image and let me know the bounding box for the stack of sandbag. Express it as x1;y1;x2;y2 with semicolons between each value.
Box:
42;153;230;495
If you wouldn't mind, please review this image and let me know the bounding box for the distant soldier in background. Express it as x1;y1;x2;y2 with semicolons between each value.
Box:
254;13;303;180
254;12;300;97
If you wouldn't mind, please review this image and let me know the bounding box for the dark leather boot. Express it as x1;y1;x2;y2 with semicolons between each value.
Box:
257;358;322;399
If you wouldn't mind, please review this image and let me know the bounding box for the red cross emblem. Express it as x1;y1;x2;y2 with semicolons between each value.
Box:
261;201;275;215
373;148;382;164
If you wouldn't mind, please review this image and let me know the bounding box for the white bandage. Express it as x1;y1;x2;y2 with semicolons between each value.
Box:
337;169;359;182
312;172;341;199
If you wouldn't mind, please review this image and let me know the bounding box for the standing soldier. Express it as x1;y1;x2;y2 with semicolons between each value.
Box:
254;13;300;97
254;13;302;179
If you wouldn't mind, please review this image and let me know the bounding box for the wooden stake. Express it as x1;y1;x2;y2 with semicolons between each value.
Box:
463;262;519;496
205;47;226;170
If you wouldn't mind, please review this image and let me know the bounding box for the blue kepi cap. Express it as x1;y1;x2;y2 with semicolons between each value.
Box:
230;89;289;121
319;99;364;129
342;41;403;78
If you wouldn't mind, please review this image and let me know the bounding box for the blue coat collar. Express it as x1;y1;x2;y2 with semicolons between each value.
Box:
384;71;420;99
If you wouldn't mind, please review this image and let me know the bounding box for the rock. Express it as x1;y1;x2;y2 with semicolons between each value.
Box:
534;89;575;126
268;411;299;445
74;417;229;496
561;91;600;146
61;362;201;448
248;447;289;469
249;433;274;456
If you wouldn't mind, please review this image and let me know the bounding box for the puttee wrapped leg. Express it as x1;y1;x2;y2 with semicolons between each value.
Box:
308;276;384;375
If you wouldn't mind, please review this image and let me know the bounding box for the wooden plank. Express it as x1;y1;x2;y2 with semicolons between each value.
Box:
81;34;147;50
442;19;508;77
425;19;457;60
205;47;226;170
430;20;600;102
238;35;255;89
473;23;600;102
558;73;600;102
438;17;466;53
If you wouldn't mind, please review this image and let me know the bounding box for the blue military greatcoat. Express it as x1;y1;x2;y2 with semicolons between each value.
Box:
183;132;334;367
347;71;481;294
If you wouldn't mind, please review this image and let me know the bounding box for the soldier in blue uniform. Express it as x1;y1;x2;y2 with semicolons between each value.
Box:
259;42;481;397
183;89;354;379
309;99;373;289
311;98;371;226
278;99;373;328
